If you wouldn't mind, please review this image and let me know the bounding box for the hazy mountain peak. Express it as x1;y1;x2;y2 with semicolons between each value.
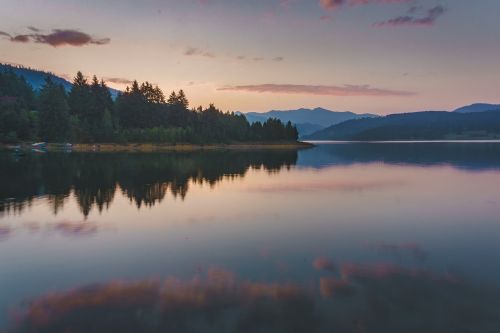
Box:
242;107;378;137
454;103;500;113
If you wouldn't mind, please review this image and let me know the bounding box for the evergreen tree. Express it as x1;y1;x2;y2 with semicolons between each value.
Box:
0;69;37;141
177;90;189;109
153;86;165;104
85;76;115;140
167;91;177;105
285;121;299;141
89;75;104;125
140;82;165;104
68;71;91;119
116;80;149;128
38;77;70;142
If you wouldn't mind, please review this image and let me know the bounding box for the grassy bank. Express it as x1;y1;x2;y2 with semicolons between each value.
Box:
1;141;313;152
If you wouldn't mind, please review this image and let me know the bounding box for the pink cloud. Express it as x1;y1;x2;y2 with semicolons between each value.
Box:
320;0;345;11
218;83;415;97
320;0;412;11
0;28;110;47
374;5;447;27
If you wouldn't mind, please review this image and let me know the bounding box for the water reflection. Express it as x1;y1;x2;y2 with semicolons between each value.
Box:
2;143;500;332
300;142;500;170
5;264;500;333
0;151;297;217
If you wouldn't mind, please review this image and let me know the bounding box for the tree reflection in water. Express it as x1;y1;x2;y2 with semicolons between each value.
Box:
0;151;297;218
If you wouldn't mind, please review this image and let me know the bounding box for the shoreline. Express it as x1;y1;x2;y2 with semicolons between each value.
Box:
305;139;500;144
1;141;314;152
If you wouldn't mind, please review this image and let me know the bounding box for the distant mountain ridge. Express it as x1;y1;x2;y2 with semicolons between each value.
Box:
305;110;500;141
242;107;378;137
0;63;120;98
453;103;500;113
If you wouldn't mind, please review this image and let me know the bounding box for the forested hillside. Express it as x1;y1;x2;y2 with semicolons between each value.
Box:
305;110;500;141
0;69;298;143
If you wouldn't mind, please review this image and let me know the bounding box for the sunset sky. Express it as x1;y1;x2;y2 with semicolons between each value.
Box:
0;0;499;114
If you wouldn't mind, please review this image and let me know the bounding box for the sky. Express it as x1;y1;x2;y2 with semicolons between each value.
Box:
0;0;499;114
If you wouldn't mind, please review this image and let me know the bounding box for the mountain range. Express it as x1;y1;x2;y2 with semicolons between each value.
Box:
242;108;378;137
305;107;500;141
0;63;120;98
453;103;500;113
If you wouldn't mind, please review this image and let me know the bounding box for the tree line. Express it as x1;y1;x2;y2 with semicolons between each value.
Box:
0;70;298;143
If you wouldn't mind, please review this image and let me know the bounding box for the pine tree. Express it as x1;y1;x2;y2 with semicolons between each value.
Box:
177;90;189;108
68;71;91;120
116;81;148;128
285;121;298;141
38;77;70;142
89;75;104;126
167;91;177;105
130;80;141;94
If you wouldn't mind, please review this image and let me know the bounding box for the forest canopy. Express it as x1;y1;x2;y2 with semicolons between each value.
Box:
0;70;298;143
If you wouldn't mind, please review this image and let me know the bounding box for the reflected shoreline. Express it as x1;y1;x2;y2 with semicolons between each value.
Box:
298;142;500;170
0;151;297;218
4;142;500;218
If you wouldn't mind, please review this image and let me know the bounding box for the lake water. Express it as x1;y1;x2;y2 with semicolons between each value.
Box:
1;142;500;333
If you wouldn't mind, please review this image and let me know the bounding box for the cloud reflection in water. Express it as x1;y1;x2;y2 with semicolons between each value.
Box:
5;263;500;333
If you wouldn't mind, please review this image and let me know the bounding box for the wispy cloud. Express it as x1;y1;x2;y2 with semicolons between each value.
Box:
184;46;284;63
103;77;135;85
320;0;412;11
374;5;447;27
0;28;110;47
184;47;216;58
218;84;415;97
27;26;41;32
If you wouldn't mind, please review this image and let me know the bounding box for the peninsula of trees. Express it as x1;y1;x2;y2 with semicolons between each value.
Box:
0;70;299;144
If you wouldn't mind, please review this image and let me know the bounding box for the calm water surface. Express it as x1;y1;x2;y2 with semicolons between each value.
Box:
1;142;500;332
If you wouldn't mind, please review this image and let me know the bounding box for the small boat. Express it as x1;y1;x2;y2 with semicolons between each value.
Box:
32;142;47;153
32;142;47;149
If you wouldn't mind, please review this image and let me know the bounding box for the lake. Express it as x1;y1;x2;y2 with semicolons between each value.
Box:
1;142;500;333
